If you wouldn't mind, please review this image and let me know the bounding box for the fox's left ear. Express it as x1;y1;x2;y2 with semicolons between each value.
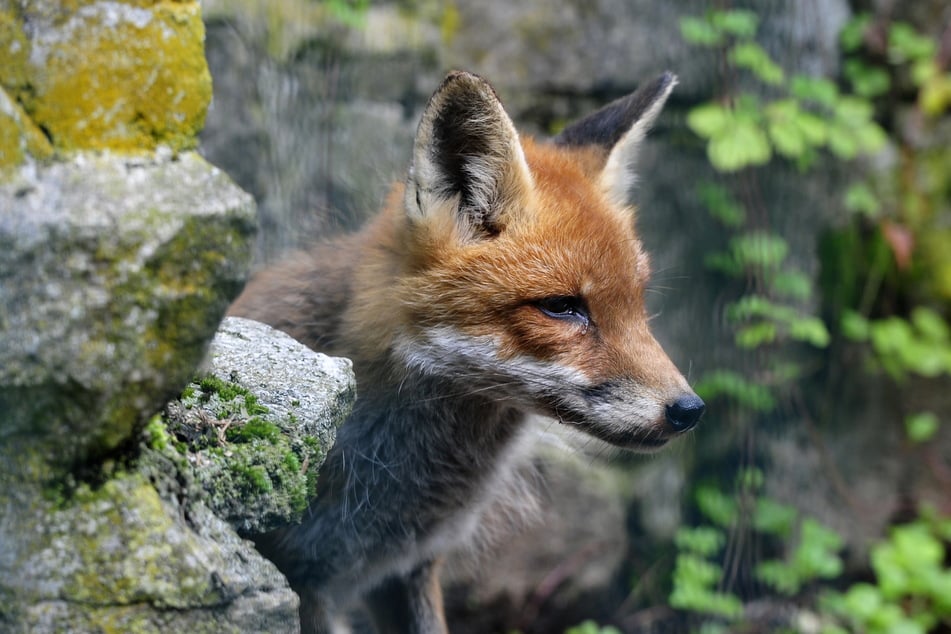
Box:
555;72;677;207
405;71;533;239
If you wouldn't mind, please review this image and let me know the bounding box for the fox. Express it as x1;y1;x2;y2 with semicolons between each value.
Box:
229;70;704;634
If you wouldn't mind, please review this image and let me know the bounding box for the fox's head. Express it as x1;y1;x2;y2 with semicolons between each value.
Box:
385;71;704;451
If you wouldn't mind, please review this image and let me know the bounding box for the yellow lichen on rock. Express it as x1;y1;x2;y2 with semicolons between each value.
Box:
0;87;54;170
0;1;212;154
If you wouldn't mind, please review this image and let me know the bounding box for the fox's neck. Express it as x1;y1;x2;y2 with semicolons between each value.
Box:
329;370;527;519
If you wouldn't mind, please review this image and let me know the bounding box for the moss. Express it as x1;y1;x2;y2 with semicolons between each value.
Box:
232;463;272;494
198;375;249;403
144;414;169;451
225;417;281;444
244;395;269;416
162;375;330;532
54;473;220;607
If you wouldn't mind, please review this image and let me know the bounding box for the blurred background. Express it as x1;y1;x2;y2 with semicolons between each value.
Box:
198;1;951;632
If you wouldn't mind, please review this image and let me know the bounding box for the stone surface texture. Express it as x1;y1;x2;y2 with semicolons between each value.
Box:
163;316;355;535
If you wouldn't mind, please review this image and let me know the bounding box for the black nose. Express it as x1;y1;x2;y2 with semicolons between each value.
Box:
665;394;705;432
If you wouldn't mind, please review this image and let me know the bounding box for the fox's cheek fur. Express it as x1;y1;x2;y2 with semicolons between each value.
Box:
392;323;676;451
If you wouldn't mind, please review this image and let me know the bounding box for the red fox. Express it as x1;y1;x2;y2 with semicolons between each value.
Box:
230;70;704;634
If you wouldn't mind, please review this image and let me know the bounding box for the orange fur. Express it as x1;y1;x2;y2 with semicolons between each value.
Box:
230;71;702;634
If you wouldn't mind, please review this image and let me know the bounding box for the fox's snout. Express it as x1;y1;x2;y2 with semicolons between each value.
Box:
666;393;705;432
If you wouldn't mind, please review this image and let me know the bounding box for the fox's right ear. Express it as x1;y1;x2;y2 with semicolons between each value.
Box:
405;71;533;240
555;72;677;207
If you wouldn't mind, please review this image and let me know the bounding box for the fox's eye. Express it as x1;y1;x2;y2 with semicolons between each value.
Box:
535;296;590;328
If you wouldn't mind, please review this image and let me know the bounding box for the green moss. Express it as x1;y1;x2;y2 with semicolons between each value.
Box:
198;375;248;402
225;417;281;444
245;395;268;416
232;463;272;494
143;414;169;451
58;474;219;607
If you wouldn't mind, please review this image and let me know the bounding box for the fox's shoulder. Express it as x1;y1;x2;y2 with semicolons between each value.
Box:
228;231;363;354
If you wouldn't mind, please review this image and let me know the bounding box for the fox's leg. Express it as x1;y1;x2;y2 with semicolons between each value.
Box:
297;584;349;634
364;558;447;634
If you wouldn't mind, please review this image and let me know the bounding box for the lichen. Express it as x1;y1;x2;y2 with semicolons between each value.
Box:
0;1;212;153
0;86;53;172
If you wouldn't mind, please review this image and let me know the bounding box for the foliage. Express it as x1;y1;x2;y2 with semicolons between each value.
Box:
680;11;886;172
821;512;951;634
669;8;951;634
563;621;621;634
670;469;845;626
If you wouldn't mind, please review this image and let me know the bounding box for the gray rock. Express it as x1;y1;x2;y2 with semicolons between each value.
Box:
0;450;300;634
163;316;355;535
0;151;256;473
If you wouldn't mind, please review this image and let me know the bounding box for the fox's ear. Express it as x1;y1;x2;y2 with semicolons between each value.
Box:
555;72;676;207
405;71;533;239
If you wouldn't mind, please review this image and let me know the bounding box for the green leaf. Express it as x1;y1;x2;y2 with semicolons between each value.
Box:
680;16;723;46
675;526;726;557
710;9;759;39
771;270;812;301
736;322;777;348
905;412;939;443
696;485;738;527
888;22;936;63
840;14;872;52
730;233;789;269
754;498;798;537
794;519;844;581
756;560;801;594
841;583;885;620
844;181;881;217
694;370;777;412
853;121;888;155
844;58;892;98
835;96;875;123
790;75;839;107
708;119;772;172
827;126;859;159
910;306;949;342
793;111;828;145
698;182;746;228
687;103;732;138
768;118;807;158
730;41;785;85
789;316;831;348
841;310;870;341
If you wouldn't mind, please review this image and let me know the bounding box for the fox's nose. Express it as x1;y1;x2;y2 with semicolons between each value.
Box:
665;394;705;432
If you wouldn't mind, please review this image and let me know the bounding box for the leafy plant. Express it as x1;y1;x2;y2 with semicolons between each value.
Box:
670;469;845;625
672;10;951;634
821;513;951;634
680;11;886;172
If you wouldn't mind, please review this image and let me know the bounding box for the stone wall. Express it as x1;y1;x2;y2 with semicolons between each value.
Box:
0;2;352;631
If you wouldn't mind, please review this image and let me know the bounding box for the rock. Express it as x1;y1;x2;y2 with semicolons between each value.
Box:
162;316;355;535
0;3;316;632
0;86;53;171
0;0;211;153
0;152;256;475
0;441;301;634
